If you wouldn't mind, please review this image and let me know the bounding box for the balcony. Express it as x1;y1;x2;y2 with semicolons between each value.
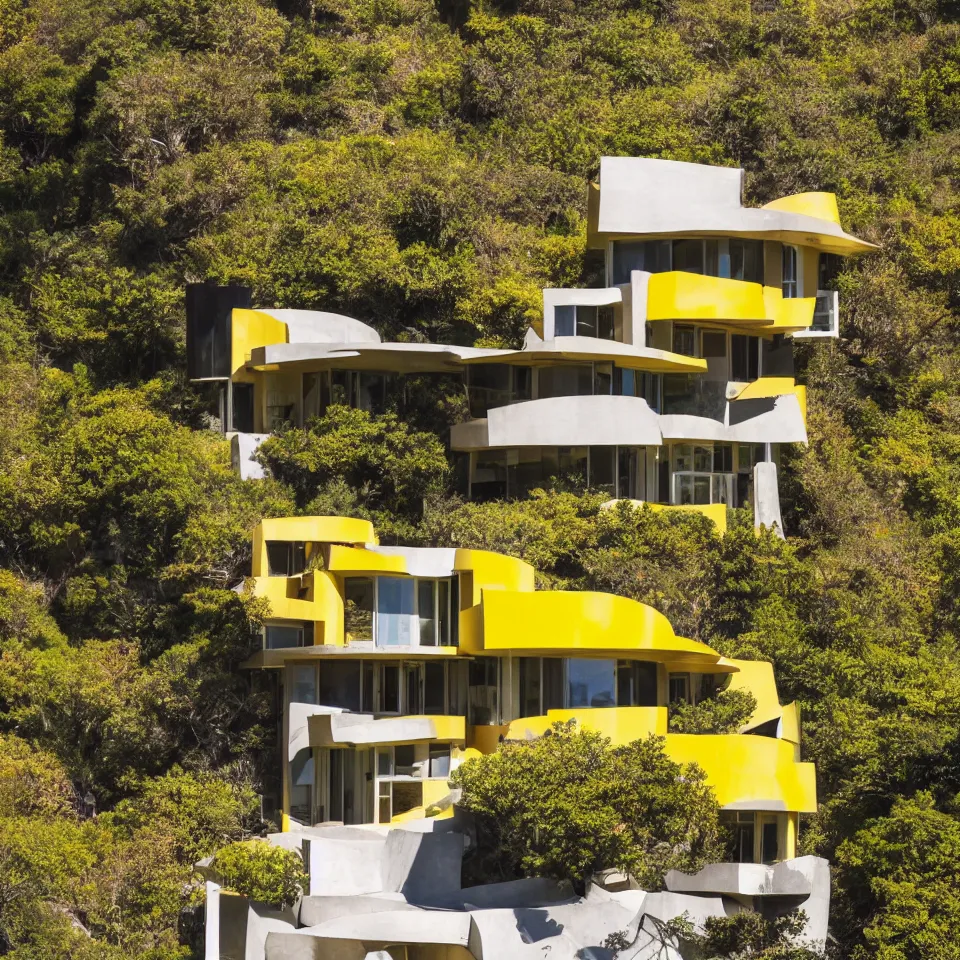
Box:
793;289;839;338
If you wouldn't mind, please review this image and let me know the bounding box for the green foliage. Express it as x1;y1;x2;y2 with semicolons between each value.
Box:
211;840;306;908
833;792;960;960
670;910;821;959
668;687;758;735
257;405;450;537
451;722;722;890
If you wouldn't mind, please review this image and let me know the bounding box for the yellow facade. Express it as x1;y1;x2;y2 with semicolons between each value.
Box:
247;516;816;858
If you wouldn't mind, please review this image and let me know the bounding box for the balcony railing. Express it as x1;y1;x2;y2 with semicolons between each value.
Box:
793;289;838;338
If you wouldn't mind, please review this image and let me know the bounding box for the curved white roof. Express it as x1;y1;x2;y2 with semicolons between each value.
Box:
257;308;381;344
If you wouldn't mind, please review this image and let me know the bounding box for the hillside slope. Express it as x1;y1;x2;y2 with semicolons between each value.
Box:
2;0;960;957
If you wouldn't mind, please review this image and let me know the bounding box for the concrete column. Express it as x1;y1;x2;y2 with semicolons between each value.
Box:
204;881;220;960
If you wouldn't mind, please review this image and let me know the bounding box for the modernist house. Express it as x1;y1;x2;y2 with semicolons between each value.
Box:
187;158;871;529
246;515;815;868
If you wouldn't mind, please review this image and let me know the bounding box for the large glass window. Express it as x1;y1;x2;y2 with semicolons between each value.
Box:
671;443;735;506
729;240;764;284
424;662;446;715
232;382;254;433
291;665;317;704
466;365;531;418
290;748;314;824
567;659;616;708
266;541;306;577
672;239;704;274
518;657;542;719
376;577;417;646
611;240;671;285
537;365;594;399
672;325;696;357
344;578;374;642
265;623;309;649
731;335;759;381
468;658;500;725
554;305;616;339
318;662;361;711
617;661;658;707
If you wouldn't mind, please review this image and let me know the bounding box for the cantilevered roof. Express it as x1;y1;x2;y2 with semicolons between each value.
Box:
248;336;706;375
589;157;875;255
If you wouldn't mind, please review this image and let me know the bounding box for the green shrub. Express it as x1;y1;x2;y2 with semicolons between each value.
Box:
668;688;758;735
211;841;306;908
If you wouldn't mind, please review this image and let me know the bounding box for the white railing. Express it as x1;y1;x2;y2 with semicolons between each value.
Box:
794;289;839;338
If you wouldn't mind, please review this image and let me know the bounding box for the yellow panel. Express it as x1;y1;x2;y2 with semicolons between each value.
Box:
780;702;801;747
506;707;667;745
664;733;817;812
454;550;536;605
724;659;782;730
253;517;377;576
467;725;508;754
730;377;795;400
646;502;727;534
647;272;768;323
762;192;841;224
471;589;725;664
231;309;288;379
409;715;466;742
327;545;407;575
763;288;816;332
422;779;454;809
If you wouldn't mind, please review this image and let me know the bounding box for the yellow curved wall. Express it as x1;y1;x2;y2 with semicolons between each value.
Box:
724;659;782;731
762;192;840;225
454;549;536;606
505;706;667;744
231;309;288;380
664;733;817;812
253;517;378;576
327;545;407;575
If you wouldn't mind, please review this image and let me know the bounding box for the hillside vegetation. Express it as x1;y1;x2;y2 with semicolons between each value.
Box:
2;0;960;956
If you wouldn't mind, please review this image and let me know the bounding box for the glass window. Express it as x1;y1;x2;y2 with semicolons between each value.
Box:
782;246;798;298
762;820;779;864
673;239;704;274
394;744;417;777
318;662;361;711
612;240;671;285
301;372;327;423
554;305;576;337
291;665;317;704
290;749;313;824
713;444;733;472
543;658;564;711
468;659;499;725
730;240;764;284
266;624;304;649
266;541;306;577
362;661;375;712
669;674;691;704
597;305;615;340
344;578;374;642
617;661;658;707
418;580;437;646
438;580;451;646
672;325;696;357
538;365;594;399
731;335;759;381
518;657;542;718
376;577;416;646
428;744;450;778
567;659;616;708
617;447;641;500
379;664;401;713
378;781;392;824
406;663;422;714
471;450;507;501
377;748;393;777
818;252;842;291
589;447;615;496
594;362;613;396
424;662;446;715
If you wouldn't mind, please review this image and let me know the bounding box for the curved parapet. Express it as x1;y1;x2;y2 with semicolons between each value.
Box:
664;733;817;812
450;395;662;451
306;713;465;747
660;392;808;445
724;659;784;732
505;706;667;745
762;192;841;224
454;550;536;603
469;588;729;666
255;308;381;344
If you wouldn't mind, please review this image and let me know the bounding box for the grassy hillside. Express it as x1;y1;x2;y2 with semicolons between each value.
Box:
2;0;960;956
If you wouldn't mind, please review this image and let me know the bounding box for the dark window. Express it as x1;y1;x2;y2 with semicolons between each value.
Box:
782;246;798;298
518;657;542;718
612;240;671;285
406;664;422;715
266;541;306;577
731;335;759;381
701;332;727;359
232;383;255;433
672;325;696;357
468;659;499;725
265;624;304;649
713;444;733;472
554;305;576;337
543;659;564;711
762;821;779;864
424;662;446;715
538;365;594;399
379;664;401;713
589;447;615;496
617;661;659;707
818;253;843;291
567;659;616;708
673;239;704;274
362;661;375;712
730;240;764;284
428;744;450;777
318;662;361;711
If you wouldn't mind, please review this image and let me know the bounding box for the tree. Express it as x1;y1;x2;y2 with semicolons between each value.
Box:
668;687;758;735
451;722;723;891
